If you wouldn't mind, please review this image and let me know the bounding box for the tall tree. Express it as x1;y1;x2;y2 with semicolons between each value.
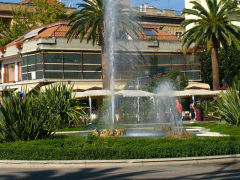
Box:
32;0;66;25
0;0;66;47
0;6;36;46
66;0;141;89
181;0;240;90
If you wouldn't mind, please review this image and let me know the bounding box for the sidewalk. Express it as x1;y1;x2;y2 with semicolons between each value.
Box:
0;155;240;168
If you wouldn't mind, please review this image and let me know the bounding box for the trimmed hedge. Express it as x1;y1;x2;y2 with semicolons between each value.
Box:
0;136;240;160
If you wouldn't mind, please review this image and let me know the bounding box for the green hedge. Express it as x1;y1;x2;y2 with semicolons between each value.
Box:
0;136;240;160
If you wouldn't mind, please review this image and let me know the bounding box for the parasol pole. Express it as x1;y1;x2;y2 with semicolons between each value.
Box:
89;96;92;117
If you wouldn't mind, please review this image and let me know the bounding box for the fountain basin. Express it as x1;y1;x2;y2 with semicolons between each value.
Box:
64;128;170;138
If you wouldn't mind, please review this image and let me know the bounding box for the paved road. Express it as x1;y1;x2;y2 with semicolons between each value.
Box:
0;161;240;179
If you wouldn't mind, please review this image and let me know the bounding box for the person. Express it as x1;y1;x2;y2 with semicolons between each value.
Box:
190;100;195;122
175;99;183;125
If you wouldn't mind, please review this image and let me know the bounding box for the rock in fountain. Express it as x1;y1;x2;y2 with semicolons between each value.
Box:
154;124;172;132
93;128;126;137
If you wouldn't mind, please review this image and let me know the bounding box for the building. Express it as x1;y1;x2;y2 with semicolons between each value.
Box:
137;3;185;37
0;21;200;91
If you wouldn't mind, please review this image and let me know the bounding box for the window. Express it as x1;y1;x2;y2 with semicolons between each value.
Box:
18;62;22;81
143;30;156;36
4;63;15;83
176;32;182;38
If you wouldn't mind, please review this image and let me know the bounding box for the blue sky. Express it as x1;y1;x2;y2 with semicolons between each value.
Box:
0;0;185;11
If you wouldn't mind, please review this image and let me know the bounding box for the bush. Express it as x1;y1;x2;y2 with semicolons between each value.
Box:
0;84;86;142
0;136;240;160
35;84;86;128
143;70;188;92
216;81;240;126
0;90;53;142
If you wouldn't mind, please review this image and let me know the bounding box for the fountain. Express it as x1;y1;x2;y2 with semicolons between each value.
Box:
91;0;186;138
104;0;117;127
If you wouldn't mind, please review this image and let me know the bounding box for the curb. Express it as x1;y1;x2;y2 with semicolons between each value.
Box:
0;155;240;168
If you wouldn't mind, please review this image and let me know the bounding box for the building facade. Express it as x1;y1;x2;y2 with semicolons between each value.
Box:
0;21;200;91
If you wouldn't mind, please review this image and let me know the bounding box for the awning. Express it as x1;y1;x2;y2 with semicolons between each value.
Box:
0;84;20;92
176;89;220;97
156;89;221;97
115;90;154;97
74;90;111;98
15;83;40;93
41;82;103;92
186;82;210;90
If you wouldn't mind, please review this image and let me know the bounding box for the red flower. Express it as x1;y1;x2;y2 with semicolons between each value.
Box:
0;46;6;53
16;42;23;49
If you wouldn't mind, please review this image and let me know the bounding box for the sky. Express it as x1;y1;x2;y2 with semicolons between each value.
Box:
0;0;185;11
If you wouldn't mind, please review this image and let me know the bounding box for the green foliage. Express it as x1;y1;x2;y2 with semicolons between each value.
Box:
194;104;202;110
199;50;212;86
35;84;86;128
0;0;66;46
143;70;188;92
119;98;154;123
216;81;240;126
181;0;240;53
66;0;104;45
181;0;240;89
120;100;137;122
32;0;66;25
0;84;86;142
200;47;240;87
219;46;240;86
0;135;240;160
0;90;53;142
201;99;217;117
66;0;141;46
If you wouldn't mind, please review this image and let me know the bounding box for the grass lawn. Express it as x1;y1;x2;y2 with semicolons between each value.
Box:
184;122;240;136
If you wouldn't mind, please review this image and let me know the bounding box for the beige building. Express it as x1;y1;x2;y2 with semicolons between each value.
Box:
137;3;185;37
0;21;201;92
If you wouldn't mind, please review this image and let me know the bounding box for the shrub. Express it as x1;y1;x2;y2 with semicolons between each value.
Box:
143;70;188;92
35;84;86;128
0;136;240;160
0;90;53;142
216;81;240;126
0;84;86;142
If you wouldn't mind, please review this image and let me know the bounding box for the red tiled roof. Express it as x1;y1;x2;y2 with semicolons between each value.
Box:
34;26;60;39
154;29;180;41
7;21;180;47
140;23;160;28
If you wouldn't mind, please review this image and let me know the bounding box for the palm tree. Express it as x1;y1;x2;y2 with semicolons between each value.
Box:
66;0;141;89
181;0;240;90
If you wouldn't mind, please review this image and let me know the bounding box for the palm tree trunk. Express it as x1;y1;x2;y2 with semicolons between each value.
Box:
211;43;220;90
